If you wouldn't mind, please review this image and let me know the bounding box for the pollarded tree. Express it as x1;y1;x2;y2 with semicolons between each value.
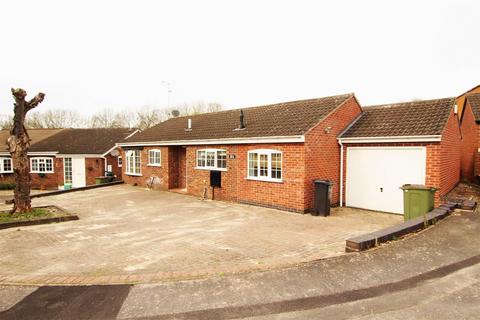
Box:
7;88;45;213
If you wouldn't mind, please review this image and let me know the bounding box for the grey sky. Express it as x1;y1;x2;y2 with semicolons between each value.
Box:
0;0;479;116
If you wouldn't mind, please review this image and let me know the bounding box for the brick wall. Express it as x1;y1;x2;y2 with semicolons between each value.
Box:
460;101;477;181
185;144;306;212
476;124;480;177
30;157;62;190
121;147;170;190
0;174;15;185
439;108;462;197
304;96;362;209
85;158;105;186
105;149;123;179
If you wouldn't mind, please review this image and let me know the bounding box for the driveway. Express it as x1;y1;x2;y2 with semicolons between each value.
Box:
0;185;401;285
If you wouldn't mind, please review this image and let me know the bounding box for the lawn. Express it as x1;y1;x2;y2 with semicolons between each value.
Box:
0;206;66;224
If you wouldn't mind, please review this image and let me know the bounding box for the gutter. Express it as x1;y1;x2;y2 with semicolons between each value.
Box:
338;135;442;144
117;135;306;147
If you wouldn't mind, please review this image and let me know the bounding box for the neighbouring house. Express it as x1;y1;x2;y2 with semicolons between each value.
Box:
118;93;363;213
456;84;480;119
338;98;461;214
459;93;480;181
0;128;137;190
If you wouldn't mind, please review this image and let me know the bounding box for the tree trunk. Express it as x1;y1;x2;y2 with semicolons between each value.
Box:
7;88;45;214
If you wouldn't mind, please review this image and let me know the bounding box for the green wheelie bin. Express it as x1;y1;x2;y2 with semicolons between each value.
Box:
400;184;437;221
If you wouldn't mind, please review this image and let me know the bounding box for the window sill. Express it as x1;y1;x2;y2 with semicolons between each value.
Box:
147;164;162;167
125;173;143;176
0;172;13;174
31;171;54;174
246;177;283;183
195;167;227;172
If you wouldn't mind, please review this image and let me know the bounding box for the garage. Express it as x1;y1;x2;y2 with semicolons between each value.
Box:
346;147;426;214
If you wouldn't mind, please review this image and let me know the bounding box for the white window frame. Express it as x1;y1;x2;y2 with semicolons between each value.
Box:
125;150;142;176
247;149;282;182
196;149;227;171
118;156;122;167
147;149;161;166
0;157;13;174
30;157;54;173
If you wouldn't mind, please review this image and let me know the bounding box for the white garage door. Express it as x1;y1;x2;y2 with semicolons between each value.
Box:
346;147;426;214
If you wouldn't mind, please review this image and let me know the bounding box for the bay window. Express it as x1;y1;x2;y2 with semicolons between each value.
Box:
196;149;227;170
247;150;282;182
125;149;141;175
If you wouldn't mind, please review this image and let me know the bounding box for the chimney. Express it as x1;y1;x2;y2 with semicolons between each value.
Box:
185;118;192;131
239;110;245;129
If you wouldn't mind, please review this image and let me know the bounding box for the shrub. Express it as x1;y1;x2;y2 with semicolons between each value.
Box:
0;183;15;190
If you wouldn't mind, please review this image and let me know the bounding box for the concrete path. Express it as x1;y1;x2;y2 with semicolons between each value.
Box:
0;185;400;285
0;210;478;319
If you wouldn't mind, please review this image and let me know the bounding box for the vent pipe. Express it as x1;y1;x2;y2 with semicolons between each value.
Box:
187;118;192;129
239;110;245;129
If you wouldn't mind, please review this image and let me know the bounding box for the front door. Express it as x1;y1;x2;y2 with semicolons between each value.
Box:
72;157;86;188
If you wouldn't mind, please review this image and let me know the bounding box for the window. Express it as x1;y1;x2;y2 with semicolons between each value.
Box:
247;150;282;182
148;149;161;166
118;156;122;167
125;150;141;175
0;158;13;173
30;157;54;173
64;158;72;184
196;149;227;170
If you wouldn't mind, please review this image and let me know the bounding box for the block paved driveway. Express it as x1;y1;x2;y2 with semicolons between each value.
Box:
0;185;401;285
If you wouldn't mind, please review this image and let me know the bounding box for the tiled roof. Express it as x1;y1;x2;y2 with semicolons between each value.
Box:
466;93;480;122
0;129;64;152
341;98;455;138
28;128;136;154
126;94;354;143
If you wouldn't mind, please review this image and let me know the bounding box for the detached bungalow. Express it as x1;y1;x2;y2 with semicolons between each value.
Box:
338;98;461;214
118;93;363;213
0;128;136;190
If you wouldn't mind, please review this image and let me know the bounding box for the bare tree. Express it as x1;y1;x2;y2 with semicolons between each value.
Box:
136;107;162;130
89;108;131;128
8;88;45;214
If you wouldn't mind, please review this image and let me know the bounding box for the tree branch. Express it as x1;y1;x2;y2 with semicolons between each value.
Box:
26;92;46;111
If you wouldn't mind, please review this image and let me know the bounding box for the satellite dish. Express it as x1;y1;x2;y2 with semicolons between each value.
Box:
110;149;120;157
171;110;180;117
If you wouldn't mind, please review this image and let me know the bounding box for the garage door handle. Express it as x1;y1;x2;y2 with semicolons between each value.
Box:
380;187;383;192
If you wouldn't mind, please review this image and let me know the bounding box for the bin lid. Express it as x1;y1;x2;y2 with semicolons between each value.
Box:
400;184;437;191
314;179;333;185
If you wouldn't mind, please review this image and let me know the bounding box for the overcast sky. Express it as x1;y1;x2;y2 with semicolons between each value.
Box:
0;0;479;116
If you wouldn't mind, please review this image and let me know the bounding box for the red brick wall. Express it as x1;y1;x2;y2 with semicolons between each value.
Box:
121;147;170;190
185;144;306;212
439;108;462;197
0;174;15;185
85;158;104;186
460;102;477;182
30;157;62;190
476;124;480;177
105;149;123;179
304;96;362;209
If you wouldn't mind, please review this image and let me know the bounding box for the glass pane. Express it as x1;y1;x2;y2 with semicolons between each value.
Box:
134;150;141;174
206;151;215;167
271;153;282;179
32;159;38;171
248;153;258;177
259;154;268;176
3;159;11;172
64;158;72;184
197;151;206;167
217;150;227;168
46;159;53;171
